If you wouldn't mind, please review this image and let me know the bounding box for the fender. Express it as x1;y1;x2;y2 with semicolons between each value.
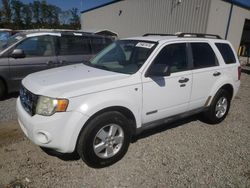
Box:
68;84;143;129
207;72;234;106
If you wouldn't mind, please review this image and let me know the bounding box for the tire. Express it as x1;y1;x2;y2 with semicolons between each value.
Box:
0;79;7;100
77;111;131;168
202;89;231;124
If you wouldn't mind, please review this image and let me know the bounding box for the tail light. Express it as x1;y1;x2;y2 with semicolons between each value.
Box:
238;66;241;80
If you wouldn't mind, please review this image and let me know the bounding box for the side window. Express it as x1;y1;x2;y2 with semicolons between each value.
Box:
91;37;109;54
150;43;188;74
16;35;54;57
191;43;218;68
105;38;113;46
215;43;236;64
58;35;91;55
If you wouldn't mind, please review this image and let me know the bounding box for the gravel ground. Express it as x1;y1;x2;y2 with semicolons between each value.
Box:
0;73;249;187
0;93;18;123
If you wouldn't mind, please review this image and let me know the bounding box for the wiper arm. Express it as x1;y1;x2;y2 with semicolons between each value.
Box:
83;60;91;65
83;60;110;71
94;64;111;71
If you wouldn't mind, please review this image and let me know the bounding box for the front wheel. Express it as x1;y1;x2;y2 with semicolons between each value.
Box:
202;89;231;124
77;111;131;168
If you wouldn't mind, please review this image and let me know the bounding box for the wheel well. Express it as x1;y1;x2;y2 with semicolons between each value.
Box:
75;106;137;150
88;106;137;133
220;84;234;100
0;76;8;93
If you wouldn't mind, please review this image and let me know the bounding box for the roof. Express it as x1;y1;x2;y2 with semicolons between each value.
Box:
0;29;12;32
81;29;118;36
124;33;225;43
16;29;112;38
125;36;177;42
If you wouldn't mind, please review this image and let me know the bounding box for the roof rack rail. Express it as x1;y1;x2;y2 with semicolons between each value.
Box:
143;33;175;37
176;32;222;39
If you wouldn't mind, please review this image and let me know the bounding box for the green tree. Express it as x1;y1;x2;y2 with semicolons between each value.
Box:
70;8;80;29
60;10;71;25
22;4;32;28
51;5;61;26
32;0;41;25
0;10;2;23
0;0;80;30
11;0;24;28
1;0;12;22
40;0;48;24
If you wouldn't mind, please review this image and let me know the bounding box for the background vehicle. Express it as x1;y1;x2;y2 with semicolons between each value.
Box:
0;30;113;98
0;29;18;50
17;33;241;168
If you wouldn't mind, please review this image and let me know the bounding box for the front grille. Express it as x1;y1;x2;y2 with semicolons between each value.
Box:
20;85;38;116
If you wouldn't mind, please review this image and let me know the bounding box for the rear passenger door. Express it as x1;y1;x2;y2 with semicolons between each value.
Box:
56;35;92;66
189;42;221;110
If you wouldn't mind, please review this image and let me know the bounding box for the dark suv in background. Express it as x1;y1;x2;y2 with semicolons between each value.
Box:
0;30;113;98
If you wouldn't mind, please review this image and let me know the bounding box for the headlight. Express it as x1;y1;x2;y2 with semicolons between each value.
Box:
36;96;69;116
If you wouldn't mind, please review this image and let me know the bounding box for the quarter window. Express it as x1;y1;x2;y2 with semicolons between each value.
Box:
191;43;218;68
215;43;236;64
150;43;188;74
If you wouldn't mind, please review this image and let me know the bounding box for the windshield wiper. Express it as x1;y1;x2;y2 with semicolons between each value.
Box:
83;60;91;65
83;60;111;71
93;64;111;71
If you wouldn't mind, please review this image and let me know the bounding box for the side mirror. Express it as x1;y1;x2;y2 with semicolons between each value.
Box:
11;49;25;58
145;64;171;77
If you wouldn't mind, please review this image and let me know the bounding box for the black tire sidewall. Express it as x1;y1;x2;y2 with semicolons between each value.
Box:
208;89;231;124
77;111;131;168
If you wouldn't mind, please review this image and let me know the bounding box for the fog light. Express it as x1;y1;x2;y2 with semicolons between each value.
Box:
37;132;50;144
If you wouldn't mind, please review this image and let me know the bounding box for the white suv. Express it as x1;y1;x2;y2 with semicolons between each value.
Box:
17;33;241;168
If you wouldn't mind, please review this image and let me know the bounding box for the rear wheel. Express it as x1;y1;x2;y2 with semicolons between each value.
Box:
77;111;131;168
0;79;7;100
202;89;231;124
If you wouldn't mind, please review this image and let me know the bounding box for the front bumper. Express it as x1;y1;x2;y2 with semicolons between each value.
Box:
17;97;89;153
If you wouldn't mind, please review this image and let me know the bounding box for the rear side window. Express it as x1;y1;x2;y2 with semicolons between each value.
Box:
58;35;91;55
191;43;218;69
91;37;112;54
215;43;236;64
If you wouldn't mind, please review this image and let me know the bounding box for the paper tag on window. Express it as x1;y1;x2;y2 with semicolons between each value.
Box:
136;42;154;49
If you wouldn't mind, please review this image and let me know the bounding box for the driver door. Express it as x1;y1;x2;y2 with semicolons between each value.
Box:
8;35;57;91
142;42;192;124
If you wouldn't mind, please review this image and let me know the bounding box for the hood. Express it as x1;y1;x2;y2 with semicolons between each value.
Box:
22;64;130;98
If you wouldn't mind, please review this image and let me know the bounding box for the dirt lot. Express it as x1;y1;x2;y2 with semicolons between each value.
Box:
0;73;249;188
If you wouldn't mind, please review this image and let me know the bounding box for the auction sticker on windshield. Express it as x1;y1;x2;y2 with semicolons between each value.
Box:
136;42;155;49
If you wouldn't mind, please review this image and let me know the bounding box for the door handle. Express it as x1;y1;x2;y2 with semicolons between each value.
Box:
59;60;66;64
213;71;221;76
178;77;189;83
46;60;53;65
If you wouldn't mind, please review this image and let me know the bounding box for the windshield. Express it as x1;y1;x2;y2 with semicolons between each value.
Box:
85;40;157;74
0;31;11;42
0;33;24;51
